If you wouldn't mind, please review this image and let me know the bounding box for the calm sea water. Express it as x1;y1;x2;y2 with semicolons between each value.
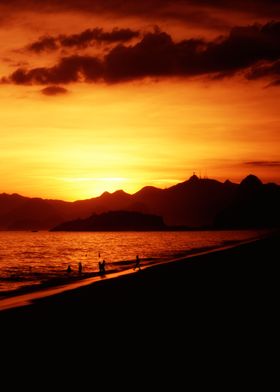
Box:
0;230;267;295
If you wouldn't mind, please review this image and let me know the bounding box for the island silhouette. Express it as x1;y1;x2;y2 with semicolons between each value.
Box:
50;210;166;231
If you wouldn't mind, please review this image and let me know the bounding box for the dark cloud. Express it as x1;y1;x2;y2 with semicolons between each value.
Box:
28;36;58;53
99;21;280;84
104;31;182;82
1;1;280;34
41;85;68;95
247;59;280;82
27;28;140;53
2;0;280;19
60;28;140;47
266;79;280;87
199;21;280;76
4;21;280;86
5;55;103;85
244;161;280;167
184;1;280;18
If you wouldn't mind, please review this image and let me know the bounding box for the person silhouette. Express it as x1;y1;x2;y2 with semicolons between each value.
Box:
99;260;106;275
134;255;141;270
67;264;72;273
78;262;83;274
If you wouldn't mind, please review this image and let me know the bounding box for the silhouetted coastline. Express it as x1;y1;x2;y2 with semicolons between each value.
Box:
1;174;279;231
0;230;278;325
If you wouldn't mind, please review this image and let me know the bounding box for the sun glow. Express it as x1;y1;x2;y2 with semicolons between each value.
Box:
0;4;280;201
1;78;280;200
62;177;130;198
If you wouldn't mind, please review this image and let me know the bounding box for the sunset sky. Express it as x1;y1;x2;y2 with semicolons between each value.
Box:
0;0;280;200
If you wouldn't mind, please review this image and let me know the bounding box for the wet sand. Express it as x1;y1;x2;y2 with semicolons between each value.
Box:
0;231;278;332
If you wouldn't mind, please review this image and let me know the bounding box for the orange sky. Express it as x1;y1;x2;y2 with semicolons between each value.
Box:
0;1;280;200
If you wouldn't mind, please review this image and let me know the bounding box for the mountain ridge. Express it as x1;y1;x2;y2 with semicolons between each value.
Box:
0;174;279;230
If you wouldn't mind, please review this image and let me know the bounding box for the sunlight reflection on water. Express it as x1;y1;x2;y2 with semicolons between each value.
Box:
0;229;266;294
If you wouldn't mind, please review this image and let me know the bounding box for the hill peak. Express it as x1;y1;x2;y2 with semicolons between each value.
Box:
188;174;200;183
100;191;111;197
134;185;161;196
240;174;263;189
112;190;129;196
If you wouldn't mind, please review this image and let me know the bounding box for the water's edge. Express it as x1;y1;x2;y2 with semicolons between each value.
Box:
0;236;264;312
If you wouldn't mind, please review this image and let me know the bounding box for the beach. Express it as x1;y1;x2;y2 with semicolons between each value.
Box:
0;231;278;332
1;232;278;382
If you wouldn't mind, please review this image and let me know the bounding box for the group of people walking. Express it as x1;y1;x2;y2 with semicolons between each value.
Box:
66;254;141;275
66;258;106;275
67;262;83;274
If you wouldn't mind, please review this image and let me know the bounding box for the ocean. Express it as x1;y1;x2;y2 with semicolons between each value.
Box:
0;229;267;296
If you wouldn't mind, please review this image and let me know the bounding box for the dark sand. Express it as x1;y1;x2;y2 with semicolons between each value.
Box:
0;231;278;332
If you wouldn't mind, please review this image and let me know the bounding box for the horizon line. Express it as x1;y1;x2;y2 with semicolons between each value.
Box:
1;173;279;203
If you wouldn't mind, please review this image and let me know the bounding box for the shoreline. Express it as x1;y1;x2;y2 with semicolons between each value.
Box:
0;237;260;310
0;240;243;300
0;229;271;301
0;231;277;317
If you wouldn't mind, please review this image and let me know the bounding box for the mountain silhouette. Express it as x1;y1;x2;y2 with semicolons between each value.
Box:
51;210;166;231
0;174;279;230
214;175;280;228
